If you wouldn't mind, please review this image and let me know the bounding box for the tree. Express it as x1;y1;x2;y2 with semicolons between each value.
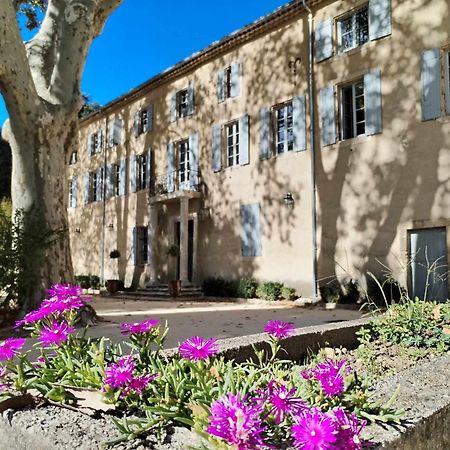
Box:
0;135;12;199
0;0;123;310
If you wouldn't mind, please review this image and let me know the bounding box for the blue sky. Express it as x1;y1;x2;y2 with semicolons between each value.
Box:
0;1;287;125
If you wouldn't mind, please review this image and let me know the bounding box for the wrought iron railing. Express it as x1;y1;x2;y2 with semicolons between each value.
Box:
149;170;201;196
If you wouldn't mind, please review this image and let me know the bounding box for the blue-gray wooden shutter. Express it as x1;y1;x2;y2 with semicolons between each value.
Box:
170;93;177;123
95;130;102;153
187;86;195;115
239;115;249;166
240;204;262;257
72;176;77;208
364;69;382;135
259;107;272;160
369;0;392;41
217;69;225;102
87;134;92;156
146;148;152;189
319;86;336;146
315;19;333;62
114;118;122;145
421;48;441;121
95;167;102;201
108;120;114;147
130;154;137;193
133;110;140;137
131;227;137;265
119;159;126;196
292;95;306;151
105;164;113;199
167;142;175;192
212;124;222;172
189;133;199;189
144;105;153;133
230;62;240;98
84;173;90;204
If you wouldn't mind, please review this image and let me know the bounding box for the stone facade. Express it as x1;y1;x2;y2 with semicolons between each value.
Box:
68;0;450;300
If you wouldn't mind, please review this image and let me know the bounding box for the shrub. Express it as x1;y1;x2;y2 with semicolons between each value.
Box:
256;282;284;301
75;275;101;290
203;277;239;297
237;277;258;299
281;286;296;300
319;283;341;303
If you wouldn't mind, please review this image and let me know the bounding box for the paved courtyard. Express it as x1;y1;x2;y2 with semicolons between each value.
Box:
88;297;363;348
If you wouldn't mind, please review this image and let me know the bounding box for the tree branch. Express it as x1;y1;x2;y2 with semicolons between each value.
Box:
93;0;123;36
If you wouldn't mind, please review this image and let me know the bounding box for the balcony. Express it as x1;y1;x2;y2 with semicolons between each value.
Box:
149;170;202;203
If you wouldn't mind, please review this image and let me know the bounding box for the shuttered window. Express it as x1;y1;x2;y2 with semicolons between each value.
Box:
226;121;240;166
338;6;369;52
69;177;77;208
113;163;120;196
178;139;190;185
134;106;153;137
177;89;189;118
341;80;365;139
217;62;240;102
137;153;149;191
274;102;294;154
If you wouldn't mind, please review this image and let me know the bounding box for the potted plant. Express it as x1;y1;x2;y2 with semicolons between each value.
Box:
166;244;181;297
106;250;121;294
319;284;341;310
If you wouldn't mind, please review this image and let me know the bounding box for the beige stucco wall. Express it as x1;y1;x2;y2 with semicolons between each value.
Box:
68;0;450;298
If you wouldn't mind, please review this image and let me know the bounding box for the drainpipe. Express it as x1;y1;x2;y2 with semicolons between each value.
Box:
302;0;318;299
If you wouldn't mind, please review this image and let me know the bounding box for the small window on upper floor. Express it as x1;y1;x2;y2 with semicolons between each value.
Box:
69;151;77;165
170;88;194;122
133;106;153;137
177;89;189;118
274;102;294;154
217;62;240;102
340;79;365;140
87;130;103;156
337;6;369;53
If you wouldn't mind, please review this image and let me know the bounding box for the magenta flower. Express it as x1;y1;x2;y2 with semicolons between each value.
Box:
15;304;55;327
255;380;307;424
104;356;136;389
302;359;349;398
333;407;368;450
292;408;337;450
178;336;219;361
0;338;26;361
120;319;159;335
39;321;75;348
207;392;267;449
47;284;83;299
264;320;295;340
121;373;158;398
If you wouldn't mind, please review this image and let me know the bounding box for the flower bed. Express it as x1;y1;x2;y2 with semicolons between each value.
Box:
0;285;449;449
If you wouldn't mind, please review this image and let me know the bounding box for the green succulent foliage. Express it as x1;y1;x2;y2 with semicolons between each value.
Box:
256;282;284;301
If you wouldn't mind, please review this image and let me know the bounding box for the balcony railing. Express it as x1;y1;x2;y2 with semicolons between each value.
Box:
149;170;201;196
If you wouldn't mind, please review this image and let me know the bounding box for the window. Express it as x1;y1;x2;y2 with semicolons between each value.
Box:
338;6;369;53
69;151;77;165
68;177;77;208
226;121;240;166
224;66;232;99
217;63;240;102
274;102;294;154
113;163;121;196
178;140;190;184
109;118;123;146
136;227;148;265
88;169;103;203
88;130;102;156
134;107;152;137
137;153;149;191
177;89;189;118
341;80;365;139
240;204;262;257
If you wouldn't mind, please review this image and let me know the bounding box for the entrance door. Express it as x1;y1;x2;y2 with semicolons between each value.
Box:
175;219;194;282
409;227;449;302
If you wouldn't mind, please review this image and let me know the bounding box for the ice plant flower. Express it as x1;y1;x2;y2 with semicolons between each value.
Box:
207;392;267;449
120;319;160;335
178;336;219;361
0;338;26;361
255;380;307;424
39;321;75;348
47;284;83;299
264;320;295;340
333;407;368;450
120;373;158;398
291;407;337;450
104;356;136;389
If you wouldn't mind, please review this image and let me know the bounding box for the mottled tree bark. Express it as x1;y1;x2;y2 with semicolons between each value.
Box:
0;0;123;310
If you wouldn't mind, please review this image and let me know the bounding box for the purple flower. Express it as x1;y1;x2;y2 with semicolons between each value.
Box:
207;392;267;449
264;320;295;340
333;407;368;450
303;359;349;398
104;356;136;389
47;284;83;299
121;373;158;398
292;408;337;450
179;336;219;361
120;319;159;335
0;338;26;361
255;380;307;424
39;321;75;348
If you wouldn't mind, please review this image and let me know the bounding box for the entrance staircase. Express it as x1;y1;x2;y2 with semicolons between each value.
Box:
112;284;204;300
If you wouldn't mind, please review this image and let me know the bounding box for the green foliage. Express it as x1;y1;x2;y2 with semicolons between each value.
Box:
256;282;284;301
203;277;259;299
0;207;61;310
358;298;450;354
280;286;296;301
74;275;101;290
319;283;341;303
236;277;258;299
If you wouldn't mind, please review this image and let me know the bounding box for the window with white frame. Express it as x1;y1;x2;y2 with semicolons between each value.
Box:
178;139;190;184
68;177;77;208
137;153;149;190
224;66;233;99
114;163;121;196
136;226;148;265
226;121;240;167
274;102;294;154
88;169;103;203
341;80;365;139
177;89;189;118
338;6;369;53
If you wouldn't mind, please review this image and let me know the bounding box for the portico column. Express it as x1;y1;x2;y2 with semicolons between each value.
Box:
147;205;158;284
179;197;189;284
